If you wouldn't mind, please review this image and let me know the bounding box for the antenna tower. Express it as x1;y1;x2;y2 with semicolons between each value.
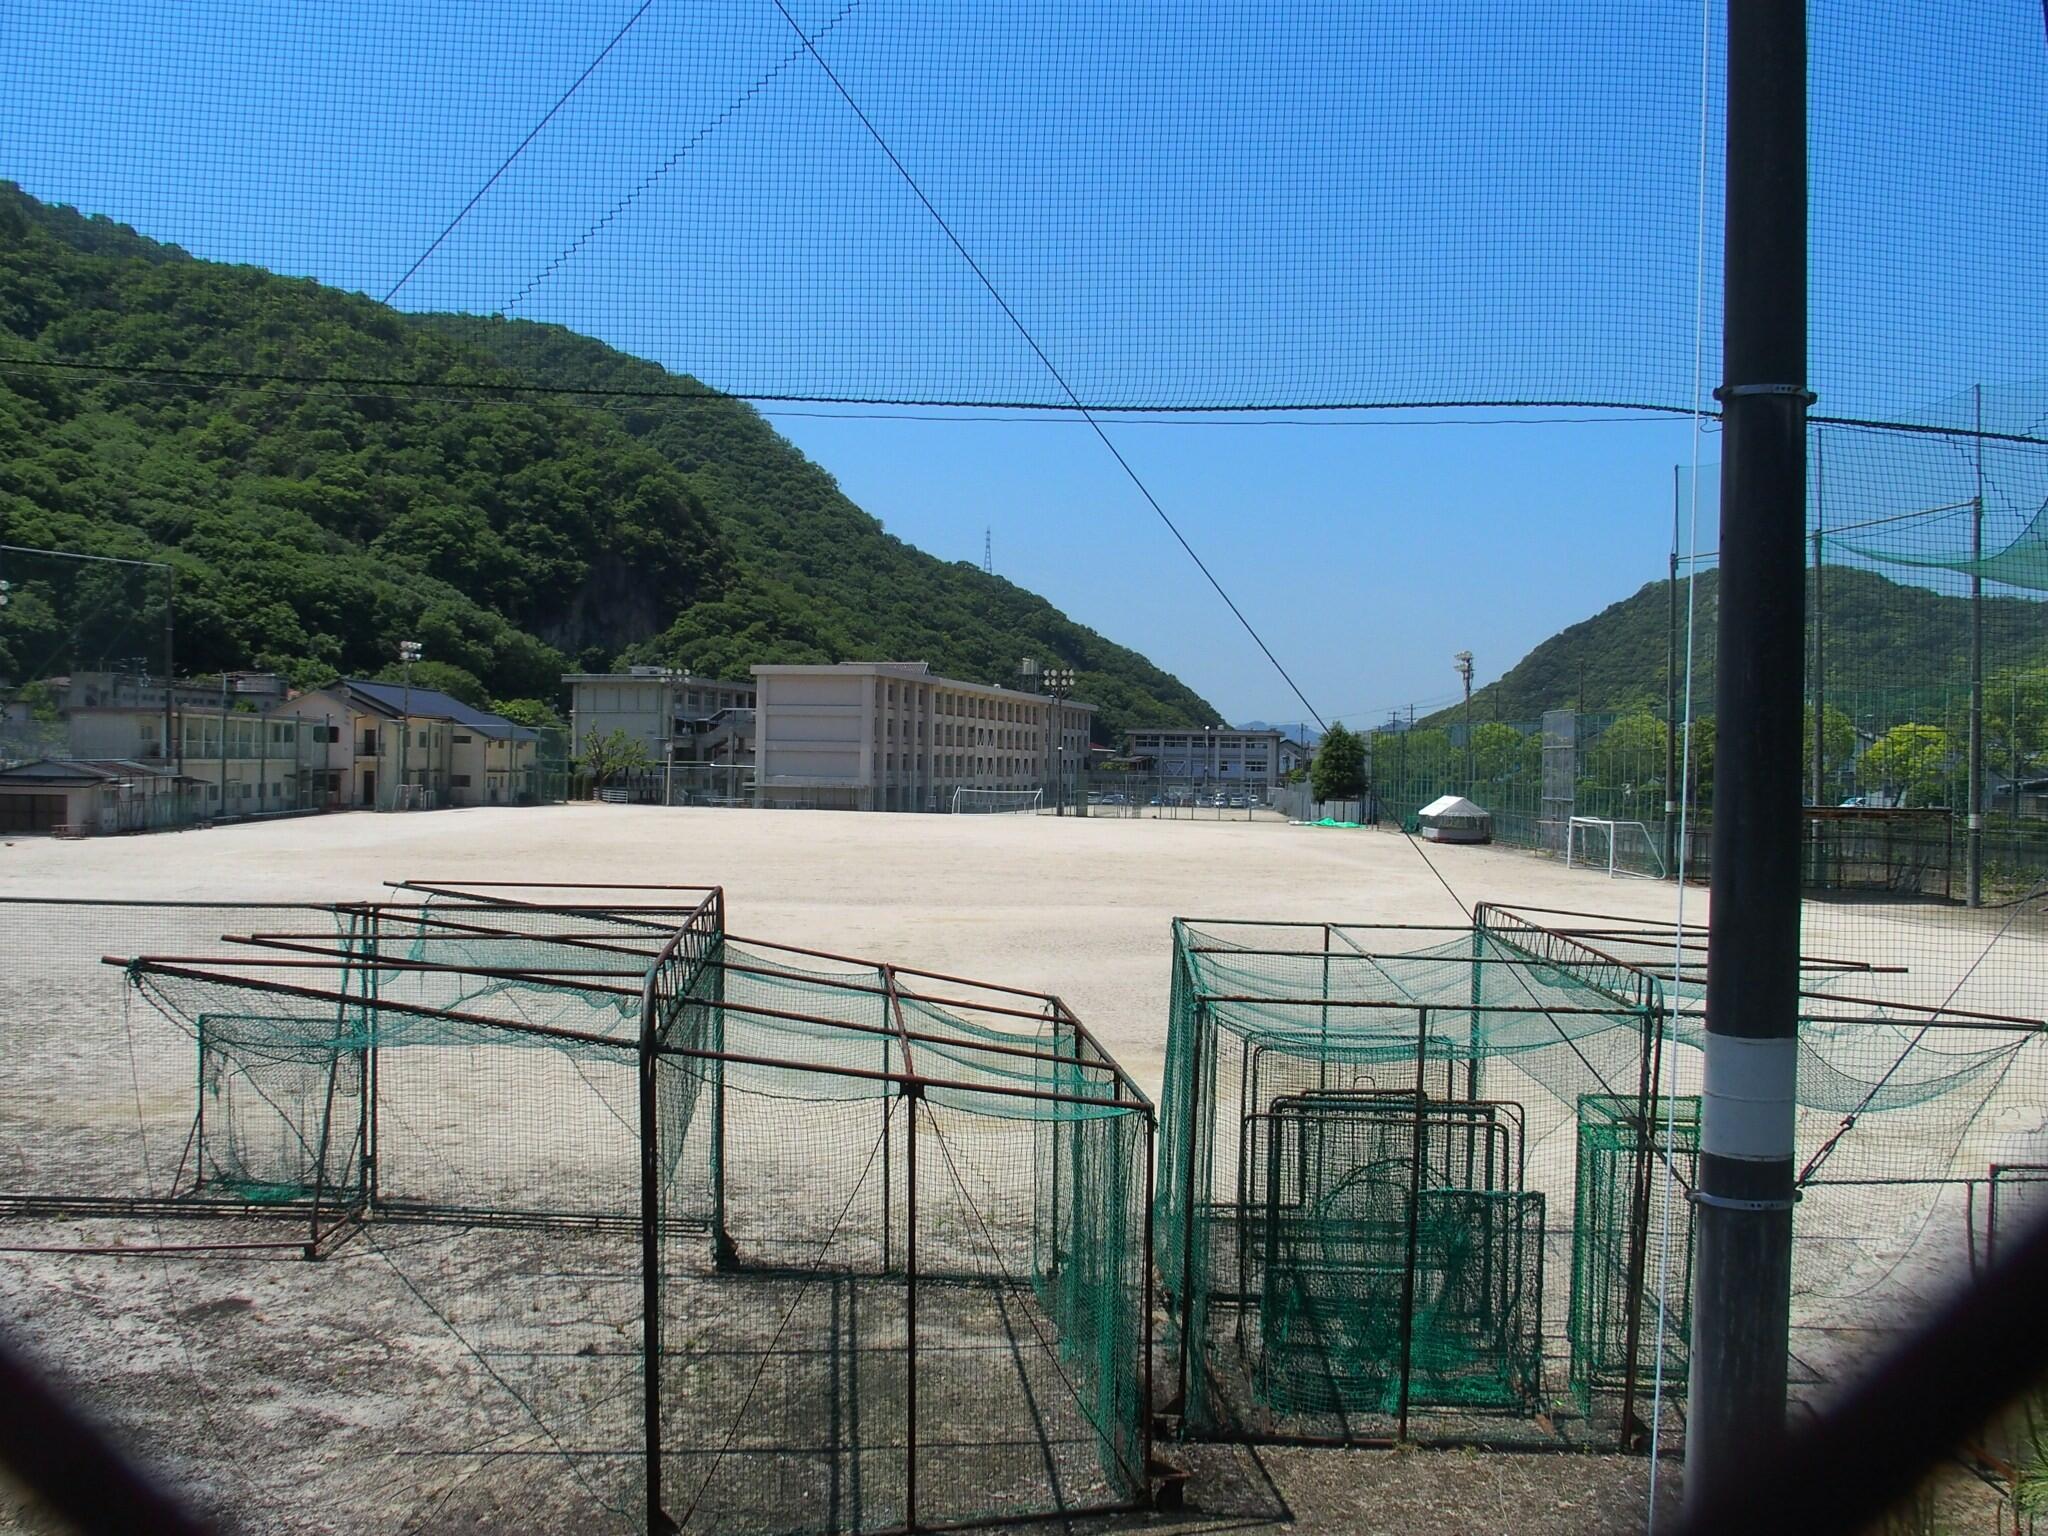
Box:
983;528;992;575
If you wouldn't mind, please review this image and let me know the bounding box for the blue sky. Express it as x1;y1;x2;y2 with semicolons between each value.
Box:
1;2;2039;722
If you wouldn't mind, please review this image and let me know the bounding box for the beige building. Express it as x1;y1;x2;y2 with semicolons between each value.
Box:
1124;727;1283;793
0;758;196;835
272;680;539;810
753;662;1095;812
67;703;317;818
565;670;756;767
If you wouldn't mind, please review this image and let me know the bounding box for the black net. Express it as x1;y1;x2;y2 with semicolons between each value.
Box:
2;6;2042;425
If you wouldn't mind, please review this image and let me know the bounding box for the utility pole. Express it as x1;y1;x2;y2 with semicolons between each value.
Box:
1454;651;1475;794
398;639;422;809
1812;431;1827;838
1689;0;1807;1512
1968;383;1985;907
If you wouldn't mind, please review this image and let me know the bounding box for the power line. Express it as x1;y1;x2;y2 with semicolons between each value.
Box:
381;0;661;305
501;0;865;317
764;0;1328;731
4;355;2042;449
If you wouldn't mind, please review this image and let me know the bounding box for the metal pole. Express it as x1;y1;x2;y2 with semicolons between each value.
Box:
162;568;176;779
1396;1005;1430;1442
401;661;411;809
1968;384;1985;907
217;672;228;816
1140;1110;1156;1507
664;672;676;809
364;907;380;1211
904;1083;920;1529
1667;468;1681;880
640;1004;668;1533
1688;0;1806;1511
1811;518;1825;882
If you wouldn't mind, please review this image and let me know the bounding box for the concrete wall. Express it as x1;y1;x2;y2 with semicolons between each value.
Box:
755;671;870;805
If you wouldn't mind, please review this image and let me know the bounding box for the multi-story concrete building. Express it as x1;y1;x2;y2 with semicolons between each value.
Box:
2;669;290;767
1123;727;1283;793
752;662;1095;812
564;669;756;769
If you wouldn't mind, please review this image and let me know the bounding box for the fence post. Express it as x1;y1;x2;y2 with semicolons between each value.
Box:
904;1083;920;1529
1396;1005;1431;1441
639;974;668;1533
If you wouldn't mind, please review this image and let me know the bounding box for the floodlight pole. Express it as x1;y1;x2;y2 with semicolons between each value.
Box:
1688;0;1807;1512
1041;666;1076;816
1455;651;1475;796
218;671;230;813
397;640;422;809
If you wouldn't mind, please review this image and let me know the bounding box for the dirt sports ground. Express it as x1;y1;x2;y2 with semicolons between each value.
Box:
0;804;2029;1533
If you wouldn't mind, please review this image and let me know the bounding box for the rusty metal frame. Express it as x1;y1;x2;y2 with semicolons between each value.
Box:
18;886;1158;1530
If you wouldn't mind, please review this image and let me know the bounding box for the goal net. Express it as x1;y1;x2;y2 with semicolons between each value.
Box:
1565;816;1666;879
951;787;1043;814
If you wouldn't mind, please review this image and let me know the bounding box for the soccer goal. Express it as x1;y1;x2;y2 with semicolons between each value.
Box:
951;786;1043;814
1565;816;1666;879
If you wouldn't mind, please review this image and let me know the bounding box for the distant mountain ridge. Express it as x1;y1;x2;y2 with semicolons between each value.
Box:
1416;564;2048;728
0;182;1220;738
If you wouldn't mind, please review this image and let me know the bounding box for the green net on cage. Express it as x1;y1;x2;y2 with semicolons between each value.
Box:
1159;908;2048;1450
1569;1092;1699;1408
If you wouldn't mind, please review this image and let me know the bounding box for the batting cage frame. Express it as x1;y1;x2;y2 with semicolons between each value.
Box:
0;883;1157;1535
1155;903;2048;1454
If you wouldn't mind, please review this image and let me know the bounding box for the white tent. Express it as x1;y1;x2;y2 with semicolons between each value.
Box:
1418;793;1492;844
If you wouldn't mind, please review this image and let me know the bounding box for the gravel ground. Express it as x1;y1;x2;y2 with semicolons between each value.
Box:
0;806;2033;1534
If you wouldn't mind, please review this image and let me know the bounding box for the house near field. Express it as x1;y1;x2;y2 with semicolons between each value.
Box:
271;680;540;811
0;757;197;836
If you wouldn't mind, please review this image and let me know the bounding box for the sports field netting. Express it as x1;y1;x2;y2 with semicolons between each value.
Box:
1156;905;2048;1450
4;5;2042;426
0;885;1154;1535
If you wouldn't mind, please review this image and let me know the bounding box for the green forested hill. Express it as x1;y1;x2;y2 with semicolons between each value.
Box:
0;183;1218;736
1421;563;2048;727
422;313;1218;734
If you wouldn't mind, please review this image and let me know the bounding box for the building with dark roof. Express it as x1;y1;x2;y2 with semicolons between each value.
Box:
272;681;540;810
0;758;197;836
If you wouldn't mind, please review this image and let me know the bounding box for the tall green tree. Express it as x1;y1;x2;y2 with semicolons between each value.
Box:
1801;703;1856;797
1311;722;1367;801
1860;723;1952;807
577;728;651;791
1470;721;1529;783
1985;669;2048;797
1586;711;1667;791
